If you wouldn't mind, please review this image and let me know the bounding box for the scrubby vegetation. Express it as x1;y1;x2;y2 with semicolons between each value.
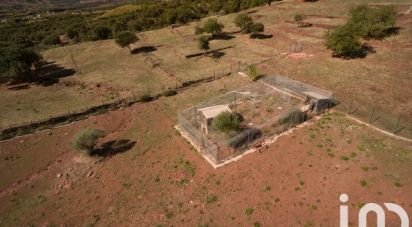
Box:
71;128;104;154
246;65;259;81
325;4;397;58
212;111;242;134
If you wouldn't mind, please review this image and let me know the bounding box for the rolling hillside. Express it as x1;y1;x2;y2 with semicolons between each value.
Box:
0;0;137;11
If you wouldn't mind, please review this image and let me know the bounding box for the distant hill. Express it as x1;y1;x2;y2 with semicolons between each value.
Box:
0;0;138;11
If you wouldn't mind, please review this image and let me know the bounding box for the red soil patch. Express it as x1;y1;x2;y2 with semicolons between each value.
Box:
0;95;410;226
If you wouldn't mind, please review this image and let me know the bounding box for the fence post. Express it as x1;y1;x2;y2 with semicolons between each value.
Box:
369;108;376;123
348;101;353;114
393;116;401;135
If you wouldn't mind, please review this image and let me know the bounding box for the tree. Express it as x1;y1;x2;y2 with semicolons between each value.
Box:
250;22;264;36
71;128;104;155
113;21;127;35
115;31;138;53
198;36;210;54
44;34;61;45
212;112;242;134
92;26;112;40
348;4;397;39
234;13;253;32
198;18;224;38
325;25;365;58
4;47;43;82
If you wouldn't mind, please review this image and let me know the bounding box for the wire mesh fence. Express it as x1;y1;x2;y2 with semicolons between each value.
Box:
177;81;308;164
334;99;412;139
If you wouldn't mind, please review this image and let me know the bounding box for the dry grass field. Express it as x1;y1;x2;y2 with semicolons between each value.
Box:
0;77;411;226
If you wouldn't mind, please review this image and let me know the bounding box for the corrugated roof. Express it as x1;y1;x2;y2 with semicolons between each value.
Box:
198;105;232;119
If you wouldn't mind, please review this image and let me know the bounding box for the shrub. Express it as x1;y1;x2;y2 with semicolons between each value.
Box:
140;94;153;102
206;195;218;203
92;26;112;40
212;111;242;134
163;89;177;97
234;13;253;32
250;22;264;34
71;128;104;154
44;34;61;45
245;207;254;215
294;14;305;23
277;109;307;127
348;4;397;39
325;24;365;58
246;65;259;81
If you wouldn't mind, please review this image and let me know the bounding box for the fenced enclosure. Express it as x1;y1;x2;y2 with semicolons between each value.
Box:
177;77;331;165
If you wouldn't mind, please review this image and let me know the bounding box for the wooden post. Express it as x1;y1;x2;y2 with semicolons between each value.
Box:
369;108;376;123
348;101;353;114
393;116;401;134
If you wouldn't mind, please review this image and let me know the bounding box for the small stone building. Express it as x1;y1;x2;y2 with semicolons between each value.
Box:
302;91;332;114
198;105;232;134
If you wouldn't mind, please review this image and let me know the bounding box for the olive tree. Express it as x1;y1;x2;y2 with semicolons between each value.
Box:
71;128;104;155
115;31;138;53
195;18;224;39
198;36;210;54
325;25;364;58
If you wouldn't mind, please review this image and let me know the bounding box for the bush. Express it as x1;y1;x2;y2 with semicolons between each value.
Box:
206;195;218;203
212;111;242;134
92;26;112;40
140;94;154;102
44;34;61;45
246;65;259;81
71;128;104;154
245;207;254;215
325;25;365;58
276;109;307;127
294;14;305;23
250;22;264;34
348;4;397;39
163;89;177;97
234;13;253;32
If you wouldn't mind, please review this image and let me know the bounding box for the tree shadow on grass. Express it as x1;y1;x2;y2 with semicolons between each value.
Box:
209;50;225;59
132;45;160;55
333;43;376;59
7;61;76;88
93;139;136;157
36;62;76;86
250;34;273;39
212;33;235;40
